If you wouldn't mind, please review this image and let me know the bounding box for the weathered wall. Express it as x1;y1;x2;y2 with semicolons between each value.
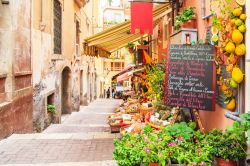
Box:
32;0;97;131
0;0;33;138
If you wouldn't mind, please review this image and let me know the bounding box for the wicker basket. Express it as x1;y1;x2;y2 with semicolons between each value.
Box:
138;106;154;118
110;124;121;133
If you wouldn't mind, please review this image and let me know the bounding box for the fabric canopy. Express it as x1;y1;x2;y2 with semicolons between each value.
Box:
84;4;171;55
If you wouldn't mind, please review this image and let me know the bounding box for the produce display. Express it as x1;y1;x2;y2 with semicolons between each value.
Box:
210;0;246;111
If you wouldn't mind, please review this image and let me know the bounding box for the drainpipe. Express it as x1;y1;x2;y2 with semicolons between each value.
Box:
245;0;250;114
201;0;212;20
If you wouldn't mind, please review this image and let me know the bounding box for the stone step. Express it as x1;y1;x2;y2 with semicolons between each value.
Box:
43;124;110;133
0;160;117;166
2;132;119;141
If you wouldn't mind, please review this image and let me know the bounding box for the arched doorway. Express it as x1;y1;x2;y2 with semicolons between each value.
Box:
61;67;72;114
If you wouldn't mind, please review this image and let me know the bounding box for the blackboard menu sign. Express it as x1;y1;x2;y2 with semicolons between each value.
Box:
165;44;216;111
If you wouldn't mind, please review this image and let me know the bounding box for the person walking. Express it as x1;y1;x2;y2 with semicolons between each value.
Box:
106;88;110;99
112;88;115;98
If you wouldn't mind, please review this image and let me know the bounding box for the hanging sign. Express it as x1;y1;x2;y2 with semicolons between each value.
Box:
130;2;153;34
165;44;216;111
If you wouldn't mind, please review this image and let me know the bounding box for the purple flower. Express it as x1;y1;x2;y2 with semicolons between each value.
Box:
168;141;176;147
144;148;150;153
200;161;204;165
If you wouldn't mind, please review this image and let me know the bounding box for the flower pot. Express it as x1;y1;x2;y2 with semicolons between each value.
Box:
182;18;197;29
215;157;237;166
128;48;134;53
149;163;158;166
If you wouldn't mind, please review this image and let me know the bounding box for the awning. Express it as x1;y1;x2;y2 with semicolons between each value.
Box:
84;4;172;56
117;71;133;82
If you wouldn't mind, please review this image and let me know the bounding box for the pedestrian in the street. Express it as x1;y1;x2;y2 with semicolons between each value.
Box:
112;88;115;98
106;88;110;98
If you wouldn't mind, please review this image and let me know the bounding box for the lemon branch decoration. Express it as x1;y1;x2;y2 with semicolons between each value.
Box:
210;0;246;111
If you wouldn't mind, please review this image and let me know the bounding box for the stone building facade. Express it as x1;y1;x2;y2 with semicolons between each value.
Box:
32;0;96;132
0;0;33;138
0;0;98;138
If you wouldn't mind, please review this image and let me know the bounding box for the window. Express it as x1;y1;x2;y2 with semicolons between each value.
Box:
111;62;124;71
76;20;80;56
53;0;62;54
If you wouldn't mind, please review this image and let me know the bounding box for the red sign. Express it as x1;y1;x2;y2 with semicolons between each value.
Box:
130;2;153;34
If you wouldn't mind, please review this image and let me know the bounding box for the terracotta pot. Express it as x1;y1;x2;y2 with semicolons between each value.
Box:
128;47;134;53
182;18;197;29
216;157;237;166
149;163;158;166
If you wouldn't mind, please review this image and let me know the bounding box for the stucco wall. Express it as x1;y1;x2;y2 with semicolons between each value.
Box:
0;0;33;138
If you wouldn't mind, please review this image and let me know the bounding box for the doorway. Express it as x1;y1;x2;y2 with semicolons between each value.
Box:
61;67;72;114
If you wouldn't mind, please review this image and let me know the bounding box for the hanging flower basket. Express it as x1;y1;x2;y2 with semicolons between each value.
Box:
182;18;197;29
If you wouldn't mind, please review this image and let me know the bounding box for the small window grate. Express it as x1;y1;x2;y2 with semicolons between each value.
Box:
53;0;62;54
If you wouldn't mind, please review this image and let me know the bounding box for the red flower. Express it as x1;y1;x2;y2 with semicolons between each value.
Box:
168;141;176;147
169;152;173;156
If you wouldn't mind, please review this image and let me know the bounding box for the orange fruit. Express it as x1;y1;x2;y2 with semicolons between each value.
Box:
226;98;236;111
226;64;234;73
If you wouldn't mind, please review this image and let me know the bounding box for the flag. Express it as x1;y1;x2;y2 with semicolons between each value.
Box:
130;2;153;34
143;50;152;64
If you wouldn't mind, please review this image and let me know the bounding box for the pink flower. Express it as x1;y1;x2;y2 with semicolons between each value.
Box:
197;148;202;155
168;141;176;147
169;152;173;156
144;148;150;153
200;161;204;165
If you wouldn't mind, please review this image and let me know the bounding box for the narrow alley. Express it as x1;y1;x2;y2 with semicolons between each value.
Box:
0;99;121;166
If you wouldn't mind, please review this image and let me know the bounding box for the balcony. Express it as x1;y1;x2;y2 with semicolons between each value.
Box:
74;0;88;8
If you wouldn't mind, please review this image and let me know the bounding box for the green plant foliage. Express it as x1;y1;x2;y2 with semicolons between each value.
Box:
240;112;250;138
125;42;135;49
145;64;165;101
174;7;196;30
206;123;247;160
47;104;56;114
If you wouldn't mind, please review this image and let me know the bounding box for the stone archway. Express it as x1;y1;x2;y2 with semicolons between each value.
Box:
61;67;72;114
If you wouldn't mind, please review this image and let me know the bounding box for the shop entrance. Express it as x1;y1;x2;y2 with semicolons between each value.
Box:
61;67;72;114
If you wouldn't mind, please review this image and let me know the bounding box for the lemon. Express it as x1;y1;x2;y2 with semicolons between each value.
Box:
211;26;219;35
240;14;247;20
230;79;238;88
235;19;243;26
211;34;219;42
236;0;246;6
238;24;246;33
225;42;235;53
232;30;243;44
235;44;246;56
233;8;242;17
232;67;244;83
230;19;236;25
226;98;236;111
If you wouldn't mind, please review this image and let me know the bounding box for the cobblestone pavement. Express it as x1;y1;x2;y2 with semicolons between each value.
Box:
0;99;122;166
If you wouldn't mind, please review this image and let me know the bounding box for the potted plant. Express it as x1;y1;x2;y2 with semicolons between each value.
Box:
206;123;247;166
125;42;136;53
174;7;196;30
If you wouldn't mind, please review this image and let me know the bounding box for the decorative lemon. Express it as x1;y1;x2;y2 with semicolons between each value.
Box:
235;19;243;26
230;19;236;25
211;34;219;42
225;42;235;53
240;14;247;20
233;8;242;17
238;24;246;33
232;30;243;44
236;0;246;6
232;67;244;83
230;79;238;88
226;98;236;111
211;26;219;35
235;44;246;56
